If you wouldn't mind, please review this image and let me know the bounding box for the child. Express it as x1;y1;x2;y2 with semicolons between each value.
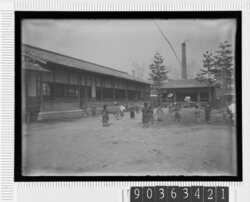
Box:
148;105;154;122
194;105;201;123
142;102;149;127
135;105;140;114
114;102;120;120
156;106;164;122
130;106;135;119
102;105;109;126
83;106;88;118
91;104;96;117
119;104;125;117
204;103;212;123
169;102;174;116
174;103;181;122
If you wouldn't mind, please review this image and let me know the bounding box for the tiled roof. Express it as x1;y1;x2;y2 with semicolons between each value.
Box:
22;61;49;72
162;79;213;89
22;44;151;85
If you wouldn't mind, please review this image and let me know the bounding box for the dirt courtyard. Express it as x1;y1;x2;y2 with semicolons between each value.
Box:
22;108;237;176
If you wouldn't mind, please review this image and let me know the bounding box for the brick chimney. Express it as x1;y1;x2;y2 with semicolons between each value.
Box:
181;42;187;79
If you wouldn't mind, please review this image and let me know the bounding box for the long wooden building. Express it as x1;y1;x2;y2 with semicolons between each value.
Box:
22;44;151;121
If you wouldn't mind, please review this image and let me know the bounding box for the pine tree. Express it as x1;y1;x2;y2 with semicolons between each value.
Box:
196;41;233;106
196;51;217;103
214;41;233;90
149;51;168;105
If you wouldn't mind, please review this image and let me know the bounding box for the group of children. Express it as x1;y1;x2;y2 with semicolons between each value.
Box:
102;103;138;127
141;103;165;127
168;102;212;123
101;102;213;127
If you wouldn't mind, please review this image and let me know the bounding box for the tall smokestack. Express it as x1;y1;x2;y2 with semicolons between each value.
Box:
181;42;187;79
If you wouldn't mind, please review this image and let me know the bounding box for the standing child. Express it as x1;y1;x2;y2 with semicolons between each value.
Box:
114;102;120;120
156;106;164;122
169;102;174;116
83;106;88;118
91;104;96;117
204;103;212;123
142;102;149;127
194;105;201;123
135;105;140;113
119;104;125;117
130;106;135;119
148;105;154;122
174;103;181;122
102;105;109;126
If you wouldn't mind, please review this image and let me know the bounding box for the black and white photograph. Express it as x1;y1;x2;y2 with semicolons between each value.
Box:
17;12;241;179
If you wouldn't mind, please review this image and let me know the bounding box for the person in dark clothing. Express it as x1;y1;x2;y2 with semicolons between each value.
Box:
148;105;154;122
102;104;109;126
156;106;164;122
130;107;135;119
194;104;201;123
135;105;140;113
204;103;212;123
174;103;181;122
91;104;96;116
142;102;149;127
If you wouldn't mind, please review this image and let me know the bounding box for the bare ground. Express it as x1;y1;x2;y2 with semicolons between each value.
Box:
22;108;237;176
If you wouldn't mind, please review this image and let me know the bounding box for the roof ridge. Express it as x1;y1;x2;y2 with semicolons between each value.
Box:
23;44;131;76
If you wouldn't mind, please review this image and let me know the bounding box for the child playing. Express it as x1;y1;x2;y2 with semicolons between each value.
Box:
102;104;109;126
114;102;120;120
130;106;135;119
194;105;201;123
156;106;164;122
174;103;181;122
204;103;212;123
91;104;96;117
142;102;149;127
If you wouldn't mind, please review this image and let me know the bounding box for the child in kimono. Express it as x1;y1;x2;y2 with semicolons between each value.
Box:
194;105;201;123
114;102;120;120
156;106;164;122
130;106;135;119
142;102;149;127
204;103;212;123
119;105;125;117
102;105;109;126
174;103;181;122
91;104;96;117
148;105;154;122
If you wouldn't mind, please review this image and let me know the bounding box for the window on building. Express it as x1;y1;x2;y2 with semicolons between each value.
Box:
96;87;101;101
42;82;53;100
103;88;113;100
137;91;143;100
68;85;79;97
53;83;79;98
128;90;136;100
69;72;78;85
87;86;92;98
115;89;126;100
54;83;67;97
55;70;68;84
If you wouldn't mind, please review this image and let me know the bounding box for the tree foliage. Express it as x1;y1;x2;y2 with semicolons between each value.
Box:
149;51;168;88
214;41;233;89
196;41;233;89
196;51;217;85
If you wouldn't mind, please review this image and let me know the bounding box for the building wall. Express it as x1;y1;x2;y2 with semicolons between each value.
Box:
161;87;215;105
27;75;37;97
39;63;150;112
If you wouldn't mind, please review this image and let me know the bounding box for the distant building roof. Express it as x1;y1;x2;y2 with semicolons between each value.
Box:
162;79;213;89
22;44;151;85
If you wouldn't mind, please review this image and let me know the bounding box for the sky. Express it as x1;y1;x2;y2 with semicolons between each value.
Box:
22;19;236;80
